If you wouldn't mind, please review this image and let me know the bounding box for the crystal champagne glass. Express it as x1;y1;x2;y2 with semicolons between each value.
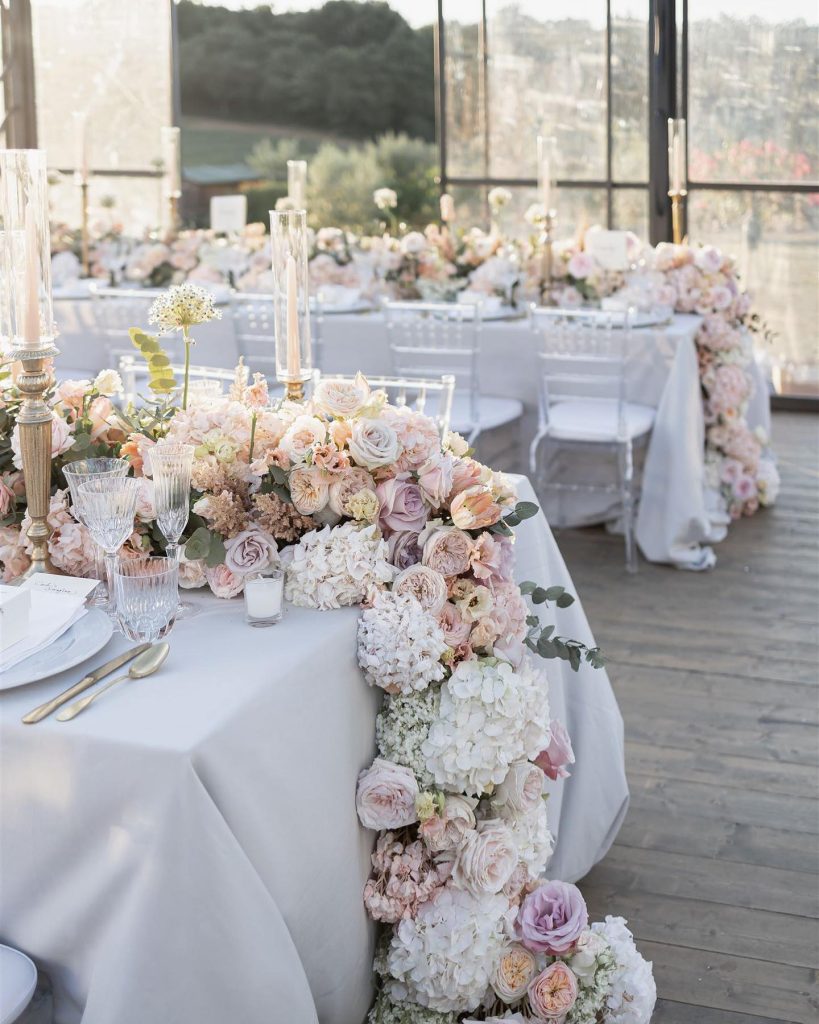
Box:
151;442;196;618
75;476;140;620
63;458;131;608
113;556;179;643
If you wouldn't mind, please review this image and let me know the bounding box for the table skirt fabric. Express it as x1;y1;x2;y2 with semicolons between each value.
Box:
0;478;628;1024
53;301;770;569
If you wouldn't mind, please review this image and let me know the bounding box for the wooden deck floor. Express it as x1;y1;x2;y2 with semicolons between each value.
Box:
555;411;819;1024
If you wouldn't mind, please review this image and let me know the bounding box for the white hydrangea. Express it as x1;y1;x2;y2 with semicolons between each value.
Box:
285;522;395;609
757;456;780;506
591;917;657;1024
564;931;617;1024
358;592;447;695
368;989;457;1024
377;690;440;790
495;798;554;876
422;655;550;797
386;885;515;1013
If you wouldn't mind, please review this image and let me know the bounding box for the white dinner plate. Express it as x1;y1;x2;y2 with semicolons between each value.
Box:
0;609;113;690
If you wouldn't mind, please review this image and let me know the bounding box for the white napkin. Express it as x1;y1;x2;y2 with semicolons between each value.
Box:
0;586;88;673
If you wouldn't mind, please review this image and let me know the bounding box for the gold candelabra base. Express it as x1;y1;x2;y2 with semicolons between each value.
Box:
284;379;306;403
669;190;687;245
14;342;63;577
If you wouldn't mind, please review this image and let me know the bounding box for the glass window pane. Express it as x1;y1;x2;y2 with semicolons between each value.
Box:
612;188;648;236
688;2;819;183
442;3;485;178
450;185;607;240
611;0;648;182
484;0;607;181
689;189;819;396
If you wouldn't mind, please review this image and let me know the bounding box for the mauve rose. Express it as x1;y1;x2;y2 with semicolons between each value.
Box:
493;760;545;815
516;880;588;954
224;528;278;575
206;563;245;598
377;477;427;534
528;962;578;1019
356;757;419;830
453;819;518;895
535;721;575;781
387;530;422;569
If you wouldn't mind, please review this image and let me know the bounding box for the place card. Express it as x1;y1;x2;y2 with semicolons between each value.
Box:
20;574;100;600
584;229;630;271
210;194;247;233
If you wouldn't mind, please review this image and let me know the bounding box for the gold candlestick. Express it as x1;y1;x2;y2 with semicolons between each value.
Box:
284;379;305;403
15;341;63;576
540;211;555;304
668;189;687;245
79;180;90;277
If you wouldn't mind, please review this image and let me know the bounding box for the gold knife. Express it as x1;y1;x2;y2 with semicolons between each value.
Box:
21;643;152;724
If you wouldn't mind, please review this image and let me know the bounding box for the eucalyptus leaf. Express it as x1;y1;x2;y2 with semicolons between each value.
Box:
515;501;539;520
556;593;575;608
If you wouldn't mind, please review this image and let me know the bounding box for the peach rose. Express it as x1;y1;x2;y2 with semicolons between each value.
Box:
328;467;375;517
528;962;578;1019
450;486;503;530
492;944;537;1003
289;467;330;515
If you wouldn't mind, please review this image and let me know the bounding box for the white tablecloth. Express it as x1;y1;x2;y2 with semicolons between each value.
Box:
53;301;771;568
0;478;627;1024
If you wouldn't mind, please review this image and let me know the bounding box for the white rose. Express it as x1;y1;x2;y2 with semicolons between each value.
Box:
356;757;419;830
492;761;544;816
134;477;156;522
443;430;470;457
453;819;518;895
178;554;207;589
93;368;124;397
348;418;400;469
280;415;326;465
313;372;370;419
288;467;329;515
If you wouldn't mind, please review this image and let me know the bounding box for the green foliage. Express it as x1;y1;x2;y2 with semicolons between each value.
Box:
490;500;540;538
129;329;178;395
520;581;605;672
184;525;226;568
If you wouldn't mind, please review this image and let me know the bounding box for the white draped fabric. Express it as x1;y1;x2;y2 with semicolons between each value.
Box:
0;478;627;1024
53;300;771;569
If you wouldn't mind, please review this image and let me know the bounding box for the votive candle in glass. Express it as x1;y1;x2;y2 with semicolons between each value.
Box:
244;568;284;627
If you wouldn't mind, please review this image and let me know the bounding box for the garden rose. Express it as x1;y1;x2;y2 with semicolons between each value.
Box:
328;467;375;516
224;527;279;576
438;601;471;648
492;944;536;1003
178;554;207;589
349;418;400;469
280;415;326;465
517;880;588;954
418;794;476;853
289;467;330;515
313;373;370;418
377;477;427;534
387;530;422;569
570;929;610;982
534;721;575;781
206;562;245;598
450;486;503;530
356;757;419;830
453;819;518;895
528;962;578;1019
422;526;473;577
492;760;544;816
695;244;723;274
417;452;454;506
393;564;448;614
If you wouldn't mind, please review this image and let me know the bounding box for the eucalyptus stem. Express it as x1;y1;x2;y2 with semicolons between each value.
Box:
182;324;191;410
248;411;257;463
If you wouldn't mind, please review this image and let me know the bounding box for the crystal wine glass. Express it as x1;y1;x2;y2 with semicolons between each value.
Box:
113;556;179;643
151;442;196;618
75;476;140;620
63;458;131;608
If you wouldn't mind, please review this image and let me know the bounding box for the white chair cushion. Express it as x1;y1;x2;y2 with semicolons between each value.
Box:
450;394;523;434
0;945;37;1024
546;399;655;442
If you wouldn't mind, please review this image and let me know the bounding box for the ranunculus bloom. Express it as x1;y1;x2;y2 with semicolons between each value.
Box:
377;477;427;535
313;372;370;418
224;527;279;576
492;943;537;1003
493;760;544;815
534;721;575;781
517;880;588;954
356;757;419;831
453;819;518;895
348;418;400;469
289;467;330;515
393;564;448;614
450;486;503;530
205;563;245;598
528;962;578;1019
422;526;473;577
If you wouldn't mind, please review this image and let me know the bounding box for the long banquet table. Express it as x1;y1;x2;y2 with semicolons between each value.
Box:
0;477;628;1024
53;300;771;569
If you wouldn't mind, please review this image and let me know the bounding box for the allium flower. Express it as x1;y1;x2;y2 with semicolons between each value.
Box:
492;943;537;1003
423;655;550;796
374;188;398;211
385;885;516;1012
358;591;447;695
363;832;449;923
285;522;394;609
148;282;222;334
591;916;657;1024
377;689;440;790
356;757;419;830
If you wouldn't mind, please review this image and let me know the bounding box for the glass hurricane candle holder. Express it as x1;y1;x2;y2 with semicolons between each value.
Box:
243;568;284;627
269;209;312;400
286;159;307;209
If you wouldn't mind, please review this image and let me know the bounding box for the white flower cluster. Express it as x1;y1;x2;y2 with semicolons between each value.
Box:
285;522;395;609
376;690;440;790
564;930;617;1024
591;917;657;1024
495;798;554;876
368;989;458;1024
386;886;515;1013
422;655;551;796
358;592;448;695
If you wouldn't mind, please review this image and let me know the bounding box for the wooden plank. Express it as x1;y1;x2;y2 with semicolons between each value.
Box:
582;886;819;968
652;998;805;1024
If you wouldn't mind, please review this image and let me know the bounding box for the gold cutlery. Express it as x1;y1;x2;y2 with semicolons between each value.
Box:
57;644;170;721
21;643;152;724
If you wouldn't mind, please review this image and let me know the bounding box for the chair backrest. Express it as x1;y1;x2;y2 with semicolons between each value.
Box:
313;370;456;437
230;292;324;376
384;300;481;426
89;286;165;360
117;353;242;407
529;305;632;438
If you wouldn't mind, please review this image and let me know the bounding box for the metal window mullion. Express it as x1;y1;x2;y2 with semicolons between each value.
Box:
648;0;676;244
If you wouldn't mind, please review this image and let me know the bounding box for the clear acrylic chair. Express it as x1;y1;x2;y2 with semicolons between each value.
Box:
383;300;522;449
230;292;325;378
529;306;656;573
312;370;456;437
89;285;165;365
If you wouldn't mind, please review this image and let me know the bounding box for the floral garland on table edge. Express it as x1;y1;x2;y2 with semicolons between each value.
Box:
0;283;655;1022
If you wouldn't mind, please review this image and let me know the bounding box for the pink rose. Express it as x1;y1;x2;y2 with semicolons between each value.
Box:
567;251;595;279
453;819;518;895
422;526;473;577
493;760;545;815
528;962;579;1019
438;601;471;648
356;757;419;831
419;794;476;853
535;721;576;780
206;563;245;598
517;881;588;954
417;452;454;507
15;414;76;469
0;476;15;518
377;477;427;535
224;527;279;576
